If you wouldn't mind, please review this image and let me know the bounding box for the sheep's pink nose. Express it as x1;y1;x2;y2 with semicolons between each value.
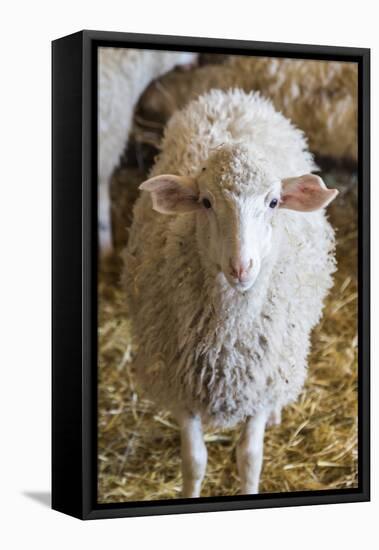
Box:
229;258;253;282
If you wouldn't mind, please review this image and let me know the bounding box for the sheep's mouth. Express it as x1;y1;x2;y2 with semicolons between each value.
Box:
223;273;255;293
215;266;256;293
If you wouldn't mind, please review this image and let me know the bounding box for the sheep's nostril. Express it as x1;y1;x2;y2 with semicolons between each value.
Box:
229;259;253;281
229;263;238;278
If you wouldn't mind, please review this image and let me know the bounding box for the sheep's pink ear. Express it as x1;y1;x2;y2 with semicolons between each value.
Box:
280;174;339;212
139;174;200;214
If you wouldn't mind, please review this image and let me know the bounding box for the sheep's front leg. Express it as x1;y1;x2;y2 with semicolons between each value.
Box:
178;412;207;498
236;409;268;495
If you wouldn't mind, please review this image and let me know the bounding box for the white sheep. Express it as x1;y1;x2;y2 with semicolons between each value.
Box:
99;47;197;252
123;89;338;497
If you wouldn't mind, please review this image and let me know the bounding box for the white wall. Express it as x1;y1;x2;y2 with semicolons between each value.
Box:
0;1;376;548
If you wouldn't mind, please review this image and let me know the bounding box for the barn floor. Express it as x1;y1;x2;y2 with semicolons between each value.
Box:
97;167;358;503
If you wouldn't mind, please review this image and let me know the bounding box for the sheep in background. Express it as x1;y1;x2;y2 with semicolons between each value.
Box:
123;89;338;496
99;47;197;253
229;57;358;161
139;56;358;162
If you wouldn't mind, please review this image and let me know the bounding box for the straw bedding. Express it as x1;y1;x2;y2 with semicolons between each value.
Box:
98;163;358;503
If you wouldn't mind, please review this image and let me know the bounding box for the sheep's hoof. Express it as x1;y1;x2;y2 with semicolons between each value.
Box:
240;486;259;495
182;484;202;498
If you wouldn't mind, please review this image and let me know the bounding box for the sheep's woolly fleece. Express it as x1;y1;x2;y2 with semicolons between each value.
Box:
123;90;336;429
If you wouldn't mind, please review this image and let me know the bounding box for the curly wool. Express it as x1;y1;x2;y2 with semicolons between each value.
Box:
123;90;336;429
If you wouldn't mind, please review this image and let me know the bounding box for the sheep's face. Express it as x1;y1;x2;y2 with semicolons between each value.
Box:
139;146;338;293
196;184;280;292
194;147;283;291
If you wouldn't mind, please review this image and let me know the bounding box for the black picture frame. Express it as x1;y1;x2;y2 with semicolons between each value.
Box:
52;30;370;520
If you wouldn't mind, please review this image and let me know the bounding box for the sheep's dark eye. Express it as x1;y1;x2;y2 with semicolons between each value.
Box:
269;198;278;209
202;198;212;209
